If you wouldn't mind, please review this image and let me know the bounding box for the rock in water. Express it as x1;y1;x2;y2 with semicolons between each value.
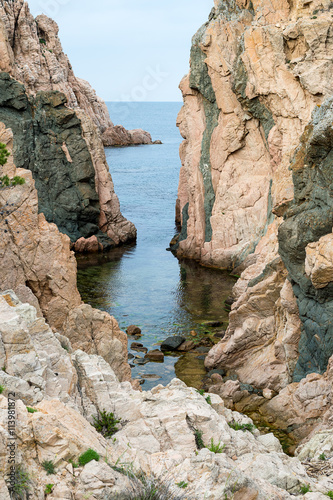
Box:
126;325;142;336
160;336;186;351
145;350;165;362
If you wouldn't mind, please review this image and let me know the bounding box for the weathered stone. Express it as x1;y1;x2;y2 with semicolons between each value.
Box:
178;340;195;352
160;336;187;351
63;304;131;383
0;2;137;250
126;325;142;336
102;125;157;147
144;350;165;362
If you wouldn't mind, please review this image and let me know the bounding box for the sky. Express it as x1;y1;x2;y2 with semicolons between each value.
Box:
27;0;214;102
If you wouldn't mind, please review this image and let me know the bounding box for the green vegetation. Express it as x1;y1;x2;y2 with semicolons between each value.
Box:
0;175;26;189
27;407;38;413
42;460;56;475
39;38;46;44
326;492;333;499
319;452;327;460
45;484;54;495
78;449;100;466
300;484;311;494
228;421;256;433
11;465;31;499
0;385;5;394
93;410;121;438
116;474;189;500
196;389;205;396
207;438;225;454
69;459;79;468
205;395;212;405
176;481;188;489
0;143;10;166
194;429;205;450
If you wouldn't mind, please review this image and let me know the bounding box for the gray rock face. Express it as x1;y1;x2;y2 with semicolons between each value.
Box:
0;72;114;246
279;97;333;380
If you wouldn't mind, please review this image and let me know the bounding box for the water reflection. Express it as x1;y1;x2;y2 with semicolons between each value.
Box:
77;254;235;390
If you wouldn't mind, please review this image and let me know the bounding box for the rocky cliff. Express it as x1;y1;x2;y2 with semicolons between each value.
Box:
2;291;333;499
174;0;333;446
174;0;333;269
0;0;138;250
0;122;132;387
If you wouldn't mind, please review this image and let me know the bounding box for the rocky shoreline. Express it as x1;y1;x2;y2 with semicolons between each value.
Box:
1;0;333;498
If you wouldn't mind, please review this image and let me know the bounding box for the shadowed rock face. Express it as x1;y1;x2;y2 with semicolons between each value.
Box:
0;0;137;249
279;97;333;380
0;72;115;245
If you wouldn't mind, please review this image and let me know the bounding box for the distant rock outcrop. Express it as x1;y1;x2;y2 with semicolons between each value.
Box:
102;125;162;147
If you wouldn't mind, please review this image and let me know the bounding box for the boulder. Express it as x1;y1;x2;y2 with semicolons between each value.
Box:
126;325;142;336
160;336;186;351
144;350;165;362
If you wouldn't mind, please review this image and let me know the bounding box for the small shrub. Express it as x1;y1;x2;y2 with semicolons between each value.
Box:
39;38;46;44
207;438;225;454
300;484;311;494
117;474;189;500
196;389;205;396
326;492;333;499
176;481;188;489
42;460;55;475
78;449;100;466
69;459;78;468
27;407;38;413
194;429;205;450
0;385;5;394
45;484;54;495
228;421;255;433
205;395;212;405
0;143;10;166
319;452;327;460
11;465;31;499
0;174;25;189
93;410;121;438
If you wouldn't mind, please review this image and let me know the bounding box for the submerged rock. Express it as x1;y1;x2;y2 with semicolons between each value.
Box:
144;350;165;362
160;336;187;351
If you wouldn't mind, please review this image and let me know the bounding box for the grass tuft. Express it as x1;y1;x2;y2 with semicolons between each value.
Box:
207;438;225;454
45;484;54;495
194;429;205;450
78;449;100;466
300;484;311;494
228;421;255;433
27;407;38;413
116;474;189;499
93;409;121;438
42;460;55;475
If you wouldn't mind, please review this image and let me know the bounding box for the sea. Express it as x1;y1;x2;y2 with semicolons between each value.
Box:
77;102;236;390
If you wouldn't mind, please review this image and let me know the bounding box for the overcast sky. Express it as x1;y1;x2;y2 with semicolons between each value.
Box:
27;0;213;102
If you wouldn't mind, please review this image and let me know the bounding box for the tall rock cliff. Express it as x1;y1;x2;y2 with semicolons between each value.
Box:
176;0;333;438
174;0;333;269
0;0;137;249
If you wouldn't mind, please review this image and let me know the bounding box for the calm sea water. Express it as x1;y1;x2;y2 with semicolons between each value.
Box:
77;102;236;389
